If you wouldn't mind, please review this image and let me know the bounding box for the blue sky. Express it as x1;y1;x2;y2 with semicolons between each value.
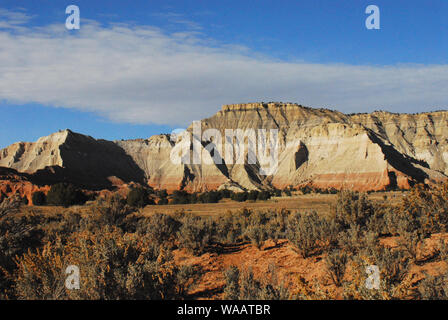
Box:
0;0;448;148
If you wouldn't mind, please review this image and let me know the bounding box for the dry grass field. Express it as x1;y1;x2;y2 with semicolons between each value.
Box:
18;191;407;218
141;191;406;217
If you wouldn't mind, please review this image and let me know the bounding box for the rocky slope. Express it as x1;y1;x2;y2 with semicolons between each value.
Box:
1;102;447;192
0;167;49;205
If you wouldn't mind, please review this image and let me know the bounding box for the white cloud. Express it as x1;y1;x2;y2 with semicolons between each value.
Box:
0;9;448;126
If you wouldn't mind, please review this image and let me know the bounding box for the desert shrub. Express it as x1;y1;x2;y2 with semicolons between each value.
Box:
437;238;448;261
241;268;265;300
258;265;290;300
418;272;448;300
46;183;87;207
237;266;289;300
247;211;269;226
43;212;83;242
338;224;362;254
127;187;152;208
383;209;415;238
380;184;448;255
338;225;379;256
245;225;266;249
382;182;448;238
31;191;46;206
365;206;389;236
177;216;214;255
375;248;410;292
325;250;348;286
320;218;340;251
398;230;424;261
286;211;329;258
335;191;373;229
0;197;21;219
223;266;240;299
400;183;448;234
174;263;199;298
265;210;289;245
214;212;245;244
139;213;181;247
343;247;411;300
82;195;134;231
12;227;197;300
0;201;44;296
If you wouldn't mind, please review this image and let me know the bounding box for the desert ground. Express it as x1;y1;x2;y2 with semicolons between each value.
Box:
5;188;448;300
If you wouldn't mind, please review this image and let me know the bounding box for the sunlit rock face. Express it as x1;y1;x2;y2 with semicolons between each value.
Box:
1;103;447;192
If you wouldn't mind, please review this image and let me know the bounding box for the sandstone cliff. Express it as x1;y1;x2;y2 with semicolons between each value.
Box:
1;103;447;192
0;167;49;205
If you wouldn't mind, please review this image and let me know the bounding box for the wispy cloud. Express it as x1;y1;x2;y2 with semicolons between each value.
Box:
0;9;447;126
0;8;33;30
151;11;203;30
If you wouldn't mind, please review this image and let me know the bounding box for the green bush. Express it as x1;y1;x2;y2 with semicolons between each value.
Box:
156;189;168;199
198;191;222;203
219;189;232;198
248;191;259;201
158;198;169;205
46;183;87;207
31;191;46;206
171;190;192;204
231;192;248;202
257;191;271;201
127;187;152;208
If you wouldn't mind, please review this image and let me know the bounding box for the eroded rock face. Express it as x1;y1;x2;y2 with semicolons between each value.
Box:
1;103;447;192
0;167;49;205
0;130;145;190
193;103;448;191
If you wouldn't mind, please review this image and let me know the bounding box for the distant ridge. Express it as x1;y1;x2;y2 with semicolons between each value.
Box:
1;102;448;192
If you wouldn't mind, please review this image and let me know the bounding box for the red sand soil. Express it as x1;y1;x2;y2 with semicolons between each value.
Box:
174;234;448;300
